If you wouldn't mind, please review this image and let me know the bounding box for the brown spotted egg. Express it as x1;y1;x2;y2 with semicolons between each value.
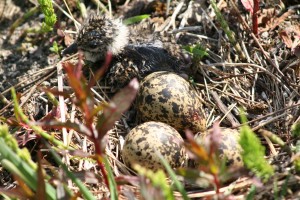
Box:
122;121;186;171
136;71;206;133
195;128;243;168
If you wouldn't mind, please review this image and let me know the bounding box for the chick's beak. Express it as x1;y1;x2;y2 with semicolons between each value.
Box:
62;43;79;56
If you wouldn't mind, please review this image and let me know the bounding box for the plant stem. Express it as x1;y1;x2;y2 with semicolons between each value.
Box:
253;0;259;35
93;137;109;189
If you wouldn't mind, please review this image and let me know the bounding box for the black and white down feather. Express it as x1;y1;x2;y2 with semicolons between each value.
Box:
63;15;185;90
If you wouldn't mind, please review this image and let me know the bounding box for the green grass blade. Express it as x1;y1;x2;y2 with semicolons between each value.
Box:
158;154;189;200
0;138;56;200
123;15;150;25
11;88;71;150
49;147;96;200
246;185;256;200
1;159;34;189
103;156;118;200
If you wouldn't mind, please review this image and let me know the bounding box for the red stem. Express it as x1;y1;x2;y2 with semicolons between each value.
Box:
93;137;109;189
214;174;221;194
252;0;259;35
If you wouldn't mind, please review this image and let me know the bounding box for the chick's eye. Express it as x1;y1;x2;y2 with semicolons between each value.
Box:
88;42;98;49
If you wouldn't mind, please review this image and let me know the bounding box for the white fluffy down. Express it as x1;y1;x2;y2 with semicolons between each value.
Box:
108;19;129;55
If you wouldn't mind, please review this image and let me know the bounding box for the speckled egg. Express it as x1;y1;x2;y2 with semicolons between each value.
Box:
195;128;243;168
122;121;186;171
136;71;206;133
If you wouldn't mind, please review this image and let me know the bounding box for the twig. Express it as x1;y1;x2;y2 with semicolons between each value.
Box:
56;62;69;165
263;135;277;156
210;91;240;127
232;102;300;128
91;0;109;14
258;129;285;147
164;1;184;31
200;62;282;83
178;177;253;198
0;68;56;115
172;26;202;33
53;1;81;30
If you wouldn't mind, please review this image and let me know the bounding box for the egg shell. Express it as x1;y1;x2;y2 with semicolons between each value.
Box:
196;128;243;168
137;71;206;133
122;121;186;171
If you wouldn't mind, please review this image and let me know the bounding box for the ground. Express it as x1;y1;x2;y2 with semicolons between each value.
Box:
1;0;300;199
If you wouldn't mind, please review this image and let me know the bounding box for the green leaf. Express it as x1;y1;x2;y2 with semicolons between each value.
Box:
183;44;208;62
50;41;63;54
123;15;150;25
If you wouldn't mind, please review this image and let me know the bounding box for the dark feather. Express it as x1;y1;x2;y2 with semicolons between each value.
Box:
105;44;184;90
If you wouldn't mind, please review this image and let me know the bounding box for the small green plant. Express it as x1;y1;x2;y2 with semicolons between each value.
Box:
293;141;300;173
239;113;274;181
38;0;57;32
210;0;245;60
292;122;300;137
0;125;35;169
183;44;208;63
50;41;63;54
0;125;56;199
289;122;300;173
